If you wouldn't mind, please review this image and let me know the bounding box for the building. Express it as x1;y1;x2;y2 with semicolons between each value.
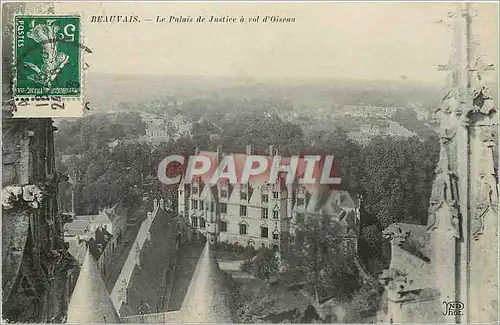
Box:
66;249;121;323
178;145;360;253
142;113;192;143
379;4;498;323
177;241;240;323
64;207;126;278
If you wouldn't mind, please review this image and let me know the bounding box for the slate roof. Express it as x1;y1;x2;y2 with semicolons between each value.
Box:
66;249;120;323
305;186;356;215
93;211;113;225
66;238;88;266
87;227;112;261
118;206;174;317
177;242;239;323
65;219;92;236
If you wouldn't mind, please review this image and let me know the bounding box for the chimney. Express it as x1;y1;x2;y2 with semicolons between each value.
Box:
269;145;275;156
159;198;165;210
216;145;222;164
153;198;158;207
246;145;252;155
195;147;200;155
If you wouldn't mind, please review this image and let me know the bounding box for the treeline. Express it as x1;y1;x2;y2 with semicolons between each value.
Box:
55;102;439;268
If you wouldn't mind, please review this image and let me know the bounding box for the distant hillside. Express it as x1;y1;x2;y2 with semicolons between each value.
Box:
85;73;446;115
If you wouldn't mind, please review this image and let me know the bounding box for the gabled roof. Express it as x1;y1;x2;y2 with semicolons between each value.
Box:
305;187;356;216
65;219;91;236
67;249;120;323
66;238;88;266
178;242;239;323
93;211;113;224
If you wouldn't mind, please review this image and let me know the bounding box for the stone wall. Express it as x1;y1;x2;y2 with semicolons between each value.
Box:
120;311;179;323
385;291;442;323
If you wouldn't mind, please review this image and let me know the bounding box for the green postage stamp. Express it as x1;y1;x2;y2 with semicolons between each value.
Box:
13;15;84;117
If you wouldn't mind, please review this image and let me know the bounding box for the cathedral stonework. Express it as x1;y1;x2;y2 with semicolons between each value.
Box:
2;2;78;323
380;3;498;323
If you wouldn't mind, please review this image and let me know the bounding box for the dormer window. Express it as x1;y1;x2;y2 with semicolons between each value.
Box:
192;182;199;196
220;183;228;198
297;197;305;206
273;191;279;199
261;194;268;203
240;186;247;200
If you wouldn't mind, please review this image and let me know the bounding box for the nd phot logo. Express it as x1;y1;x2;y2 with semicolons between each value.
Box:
442;301;465;316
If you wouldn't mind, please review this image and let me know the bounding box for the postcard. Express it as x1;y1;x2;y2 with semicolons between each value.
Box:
1;1;498;324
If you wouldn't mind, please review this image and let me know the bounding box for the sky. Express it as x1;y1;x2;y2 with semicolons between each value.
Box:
52;2;498;83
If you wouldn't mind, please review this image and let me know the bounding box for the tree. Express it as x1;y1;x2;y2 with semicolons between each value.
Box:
240;248;279;283
281;213;360;301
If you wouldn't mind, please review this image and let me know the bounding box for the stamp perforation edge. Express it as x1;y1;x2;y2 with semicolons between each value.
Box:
10;7;88;117
12;13;85;101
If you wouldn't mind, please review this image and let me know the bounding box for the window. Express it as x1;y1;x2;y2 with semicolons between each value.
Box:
297;197;305;206
261;194;268;203
192;184;199;195
191;216;198;228
261;208;268;219
220;221;227;232
240;191;247;200
192;200;198;209
200;218;206;229
273;191;279;199
221;188;228;198
211;202;215;212
273;210;279;219
200;201;204;210
240;205;247;216
261;227;269;238
219;203;227;214
273;233;279;240
239;224;247;235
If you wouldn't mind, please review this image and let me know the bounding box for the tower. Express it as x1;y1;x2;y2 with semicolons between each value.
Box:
177;241;239;323
431;3;498;323
2;3;80;323
66;249;120;323
380;3;497;323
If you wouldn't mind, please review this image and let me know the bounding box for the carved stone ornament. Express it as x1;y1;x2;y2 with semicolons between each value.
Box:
434;96;458;142
382;224;410;246
472;173;498;240
468;70;497;116
2;184;44;210
379;268;408;300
